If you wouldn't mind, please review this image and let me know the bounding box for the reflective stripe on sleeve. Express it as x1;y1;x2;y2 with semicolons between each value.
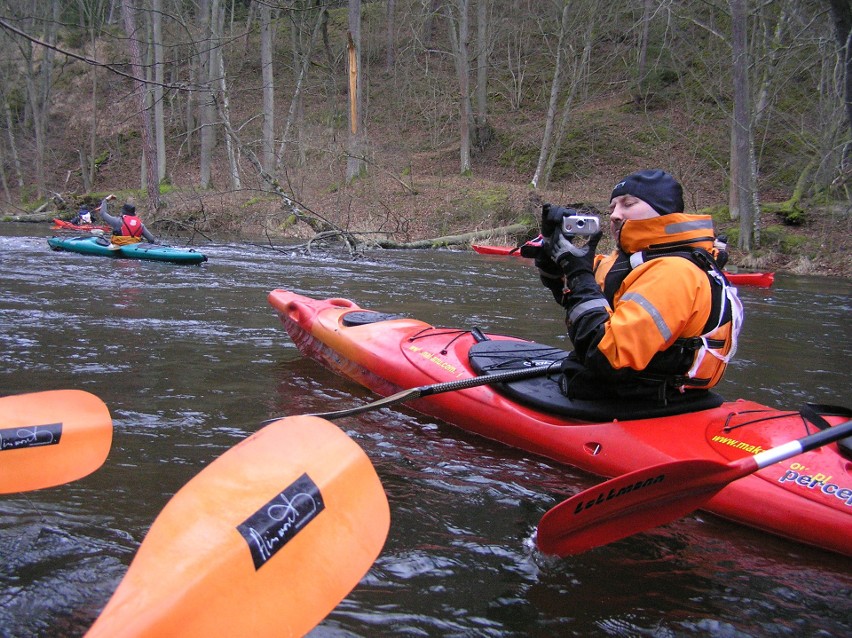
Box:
567;298;611;324
620;292;672;341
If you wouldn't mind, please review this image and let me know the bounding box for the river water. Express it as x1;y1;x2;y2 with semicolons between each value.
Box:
1;223;850;637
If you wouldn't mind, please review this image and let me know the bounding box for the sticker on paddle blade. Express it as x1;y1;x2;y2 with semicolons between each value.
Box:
0;422;63;451
237;473;326;570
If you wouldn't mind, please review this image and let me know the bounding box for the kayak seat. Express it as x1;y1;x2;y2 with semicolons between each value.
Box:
342;311;406;327
469;340;724;422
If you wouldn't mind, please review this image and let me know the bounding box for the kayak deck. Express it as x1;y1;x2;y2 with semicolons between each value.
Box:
268;289;851;556
48;235;207;265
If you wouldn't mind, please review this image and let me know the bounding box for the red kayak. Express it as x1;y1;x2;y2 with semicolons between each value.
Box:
471;244;523;256
268;290;851;556
471;244;775;288
723;270;775;287
52;218;110;232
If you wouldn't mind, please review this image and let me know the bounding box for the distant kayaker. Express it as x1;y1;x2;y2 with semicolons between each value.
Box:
99;194;157;246
533;169;743;403
70;204;92;225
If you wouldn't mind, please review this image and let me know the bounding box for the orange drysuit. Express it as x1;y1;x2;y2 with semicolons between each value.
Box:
549;213;742;400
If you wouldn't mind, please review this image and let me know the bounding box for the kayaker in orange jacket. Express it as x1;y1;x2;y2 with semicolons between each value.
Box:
99;194;157;246
535;169;743;403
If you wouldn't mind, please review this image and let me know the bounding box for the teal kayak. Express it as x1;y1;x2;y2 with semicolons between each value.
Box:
48;235;207;265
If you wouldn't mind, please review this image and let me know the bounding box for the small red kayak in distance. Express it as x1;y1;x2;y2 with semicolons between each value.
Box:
471;244;775;288
52;218;111;232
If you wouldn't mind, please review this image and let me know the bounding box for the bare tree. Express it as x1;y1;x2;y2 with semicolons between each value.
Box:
199;0;215;189
151;0;166;184
212;1;240;190
632;0;653;104
16;0;60;198
422;0;441;49
260;0;275;180
386;0;396;73
0;16;27;195
277;4;326;173
491;8;529;111
346;0;366;183
532;3;593;190
445;0;473;175
729;0;759;249
828;0;851;165
474;0;493;148
121;0;160;208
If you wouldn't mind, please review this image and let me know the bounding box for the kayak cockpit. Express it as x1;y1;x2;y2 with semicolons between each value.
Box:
468;339;725;422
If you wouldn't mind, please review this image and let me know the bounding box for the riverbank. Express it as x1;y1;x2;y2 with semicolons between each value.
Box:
6;176;850;280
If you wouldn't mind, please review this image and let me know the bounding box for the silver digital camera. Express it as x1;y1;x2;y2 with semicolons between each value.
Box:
562;214;600;236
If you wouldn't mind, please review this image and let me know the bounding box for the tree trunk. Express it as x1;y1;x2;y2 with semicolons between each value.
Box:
729;0;759;250
543;29;591;187
445;0;472;175
531;4;570;190
185;44;196;158
287;4;309;168
260;1;275;181
211;2;240;190
277;6;325;173
474;0;492;149
2;82;25;190
74;0;102;193
828;0;852;164
199;0;215;189
422;0;441;49
0;139;10;203
375;223;529;249
633;0;651;103
121;0;160;208
345;0;366;183
385;0;396;73
21;1;59;198
152;0;167;183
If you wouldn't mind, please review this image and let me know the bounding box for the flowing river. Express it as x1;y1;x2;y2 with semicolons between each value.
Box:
1;223;850;637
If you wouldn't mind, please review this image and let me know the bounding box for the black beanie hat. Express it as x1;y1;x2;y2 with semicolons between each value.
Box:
122;203;136;215
610;169;684;215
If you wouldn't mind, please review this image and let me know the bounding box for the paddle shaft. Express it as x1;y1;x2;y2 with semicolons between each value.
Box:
745;418;852;470
303;362;558;421
537;419;852;556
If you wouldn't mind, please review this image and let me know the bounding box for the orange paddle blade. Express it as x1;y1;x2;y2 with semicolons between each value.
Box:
86;415;389;638
0;390;112;494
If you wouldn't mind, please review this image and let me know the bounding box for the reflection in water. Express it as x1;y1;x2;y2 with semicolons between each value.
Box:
0;224;850;637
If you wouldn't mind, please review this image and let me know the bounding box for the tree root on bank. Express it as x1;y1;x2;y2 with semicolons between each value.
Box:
371;223;530;249
255;223;532;258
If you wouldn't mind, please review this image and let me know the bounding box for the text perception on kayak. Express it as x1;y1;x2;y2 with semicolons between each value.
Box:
778;470;852;506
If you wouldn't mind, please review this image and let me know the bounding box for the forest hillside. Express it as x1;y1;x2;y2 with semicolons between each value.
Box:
0;1;849;277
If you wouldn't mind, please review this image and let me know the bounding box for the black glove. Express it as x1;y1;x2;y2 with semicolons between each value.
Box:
534;251;564;304
546;230;604;284
541;204;579;237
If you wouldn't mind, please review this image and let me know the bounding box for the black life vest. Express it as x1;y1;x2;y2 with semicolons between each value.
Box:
600;246;743;390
